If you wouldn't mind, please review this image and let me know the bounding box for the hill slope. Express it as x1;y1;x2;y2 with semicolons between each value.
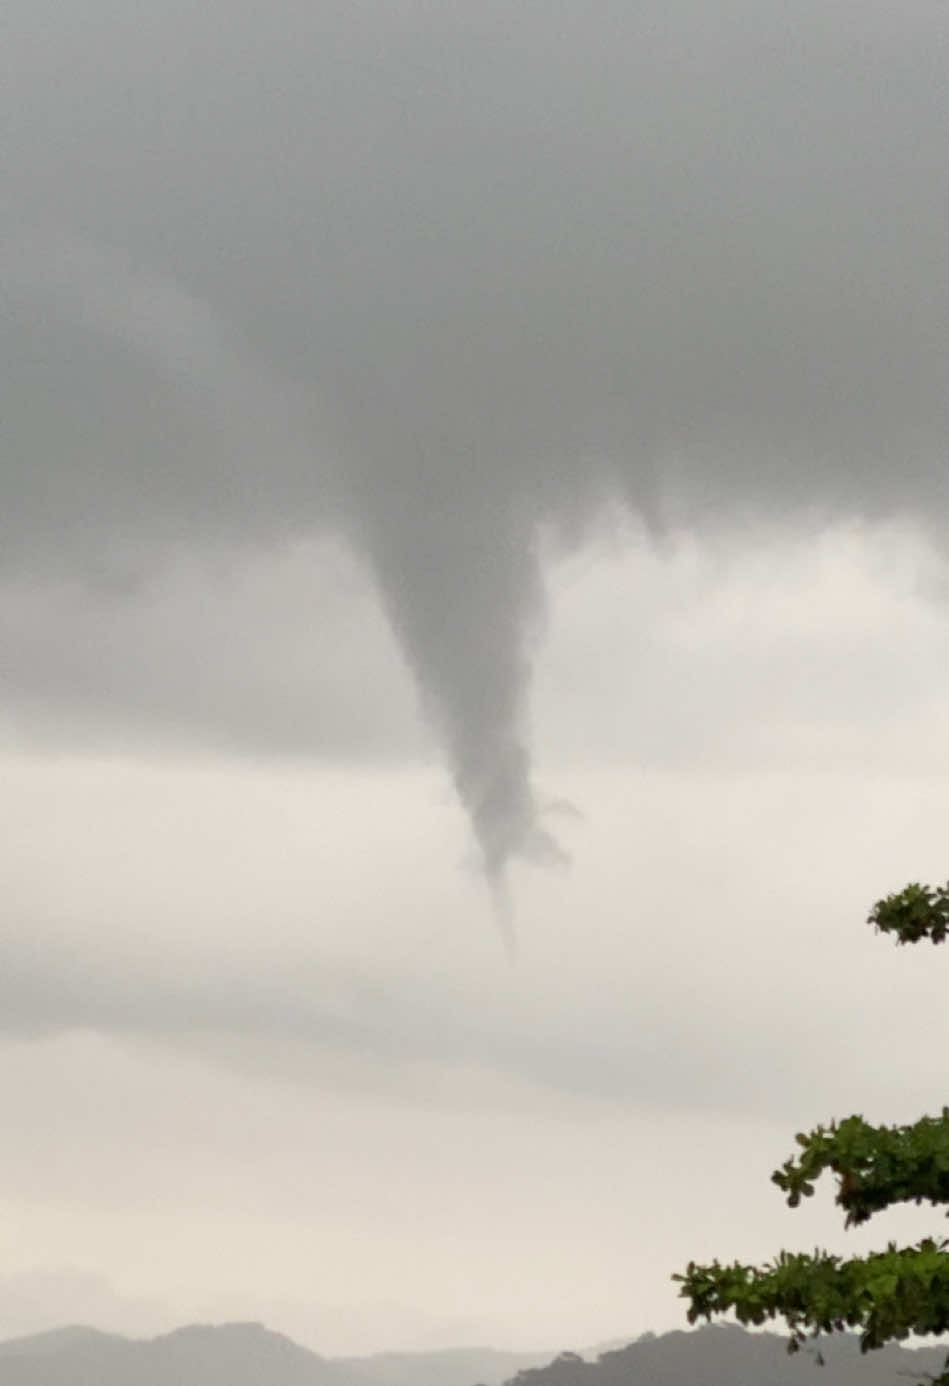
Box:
0;1321;359;1386
339;1348;549;1386
1;1320;947;1386
509;1324;949;1386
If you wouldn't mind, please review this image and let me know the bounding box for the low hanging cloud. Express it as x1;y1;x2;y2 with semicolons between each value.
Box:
2;0;947;874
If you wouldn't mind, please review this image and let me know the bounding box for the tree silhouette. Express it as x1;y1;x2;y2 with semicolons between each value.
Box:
675;883;949;1381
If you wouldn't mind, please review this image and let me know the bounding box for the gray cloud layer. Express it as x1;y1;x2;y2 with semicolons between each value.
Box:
3;0;947;869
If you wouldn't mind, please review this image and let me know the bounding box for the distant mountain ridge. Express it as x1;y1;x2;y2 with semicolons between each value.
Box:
0;1319;947;1386
0;1321;552;1386
509;1324;949;1386
339;1346;548;1386
0;1322;348;1386
0;1325;110;1357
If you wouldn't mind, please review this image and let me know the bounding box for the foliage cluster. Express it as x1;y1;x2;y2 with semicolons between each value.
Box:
775;1112;949;1227
679;1238;949;1354
869;883;949;947
675;879;949;1380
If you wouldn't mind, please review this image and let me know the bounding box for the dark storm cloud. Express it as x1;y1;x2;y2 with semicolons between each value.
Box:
0;541;424;759
2;0;947;870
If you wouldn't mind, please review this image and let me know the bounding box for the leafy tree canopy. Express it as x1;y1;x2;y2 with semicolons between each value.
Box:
674;882;949;1378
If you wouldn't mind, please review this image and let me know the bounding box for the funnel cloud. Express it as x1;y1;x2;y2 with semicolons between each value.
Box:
2;0;947;871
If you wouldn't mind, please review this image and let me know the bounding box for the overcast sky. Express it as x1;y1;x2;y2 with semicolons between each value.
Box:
3;0;949;1357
